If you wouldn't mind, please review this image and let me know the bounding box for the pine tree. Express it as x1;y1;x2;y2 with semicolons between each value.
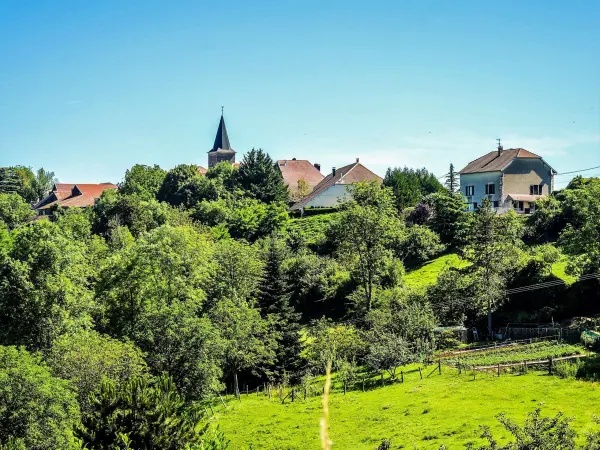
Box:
444;163;459;193
258;234;302;380
235;149;289;204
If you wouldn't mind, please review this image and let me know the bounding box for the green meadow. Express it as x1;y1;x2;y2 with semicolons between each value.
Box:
213;369;600;449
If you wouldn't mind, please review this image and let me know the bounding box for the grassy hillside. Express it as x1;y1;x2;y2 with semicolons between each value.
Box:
213;369;600;449
404;253;469;289
404;253;578;290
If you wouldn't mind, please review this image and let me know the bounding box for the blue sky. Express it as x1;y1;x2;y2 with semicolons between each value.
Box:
0;0;598;189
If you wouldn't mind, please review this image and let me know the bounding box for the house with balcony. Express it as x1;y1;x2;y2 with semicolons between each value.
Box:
459;146;556;214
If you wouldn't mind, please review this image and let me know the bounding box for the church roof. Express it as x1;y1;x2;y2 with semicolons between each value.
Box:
209;114;235;154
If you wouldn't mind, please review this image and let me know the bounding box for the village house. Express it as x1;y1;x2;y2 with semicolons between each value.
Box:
290;159;382;213
33;183;118;216
459;144;556;214
275;159;324;200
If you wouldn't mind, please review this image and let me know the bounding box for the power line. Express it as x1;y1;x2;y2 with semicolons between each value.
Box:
556;165;600;176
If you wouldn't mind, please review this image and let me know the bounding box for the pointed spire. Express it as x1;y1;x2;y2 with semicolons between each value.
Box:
211;110;232;152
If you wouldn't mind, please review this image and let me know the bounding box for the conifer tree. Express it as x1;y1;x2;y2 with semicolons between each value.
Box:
444;163;459;193
258;234;302;380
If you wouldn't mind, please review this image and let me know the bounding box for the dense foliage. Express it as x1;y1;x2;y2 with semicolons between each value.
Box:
1;155;599;446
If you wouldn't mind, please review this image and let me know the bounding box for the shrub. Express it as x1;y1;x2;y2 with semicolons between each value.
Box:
554;359;581;379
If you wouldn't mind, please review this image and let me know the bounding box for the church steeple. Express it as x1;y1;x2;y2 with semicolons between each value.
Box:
208;108;236;168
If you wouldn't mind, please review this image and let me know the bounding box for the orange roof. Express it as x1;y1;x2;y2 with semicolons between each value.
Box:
459;148;550;174
34;183;117;210
290;160;382;210
196;166;208;175
276;159;324;193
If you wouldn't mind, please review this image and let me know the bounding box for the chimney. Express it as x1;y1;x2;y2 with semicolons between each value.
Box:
497;138;503;156
356;157;360;163
332;167;336;176
314;163;321;172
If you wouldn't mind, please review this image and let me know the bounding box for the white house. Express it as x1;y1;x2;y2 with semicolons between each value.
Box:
290;159;382;212
459;146;556;214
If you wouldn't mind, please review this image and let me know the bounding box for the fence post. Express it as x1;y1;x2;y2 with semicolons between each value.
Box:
438;360;442;375
246;385;249;396
362;379;365;392
401;371;404;383
267;384;271;399
458;362;461;374
344;383;347;395
419;367;423;380
381;372;385;387
497;363;500;377
219;394;227;408
548;357;553;375
304;387;307;400
473;369;476;381
257;386;260;397
291;389;295;402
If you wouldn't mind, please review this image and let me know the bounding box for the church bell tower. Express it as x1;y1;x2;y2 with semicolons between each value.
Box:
208;108;236;168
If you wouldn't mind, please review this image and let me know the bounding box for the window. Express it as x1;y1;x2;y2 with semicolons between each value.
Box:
473;202;478;210
485;183;495;195
513;201;524;210
465;185;474;196
493;201;499;208
530;184;543;195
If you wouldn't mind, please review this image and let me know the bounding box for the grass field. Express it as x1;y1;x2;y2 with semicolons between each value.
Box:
404;254;469;289
212;368;600;449
403;253;578;290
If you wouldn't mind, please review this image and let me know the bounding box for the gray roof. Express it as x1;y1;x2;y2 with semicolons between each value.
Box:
209;114;235;153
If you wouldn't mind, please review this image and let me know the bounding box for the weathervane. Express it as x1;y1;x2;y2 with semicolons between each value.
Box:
221;106;224;115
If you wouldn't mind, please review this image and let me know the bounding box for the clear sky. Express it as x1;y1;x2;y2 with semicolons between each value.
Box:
0;0;598;188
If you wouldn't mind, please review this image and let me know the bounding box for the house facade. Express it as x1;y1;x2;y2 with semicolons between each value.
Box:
459;146;556;214
290;159;382;212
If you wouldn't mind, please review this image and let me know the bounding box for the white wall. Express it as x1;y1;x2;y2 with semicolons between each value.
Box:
459;171;502;210
304;184;350;208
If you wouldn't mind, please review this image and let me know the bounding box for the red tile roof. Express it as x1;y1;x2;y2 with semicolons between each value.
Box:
34;183;117;210
276;159;324;193
290;161;382;210
458;148;544;174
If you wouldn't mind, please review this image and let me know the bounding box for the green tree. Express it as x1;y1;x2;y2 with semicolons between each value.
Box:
92;190;171;237
32;168;57;201
444;163;459;193
335;181;403;311
120;164;166;199
258;234;302;379
46;330;148;412
0;193;33;229
365;330;413;380
393;224;444;266
422;192;470;246
77;375;217;450
0;346;80;450
209;298;276;395
465;200;525;333
157;164;200;205
0;168;21;196
301;318;362;373
210;238;264;303
530;244;562;276
235;149;289;203
97;225;222;399
383;166;444;211
468;409;576;450
0;220;95;350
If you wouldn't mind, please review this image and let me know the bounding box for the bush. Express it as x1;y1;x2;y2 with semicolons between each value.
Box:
554;359;581;379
